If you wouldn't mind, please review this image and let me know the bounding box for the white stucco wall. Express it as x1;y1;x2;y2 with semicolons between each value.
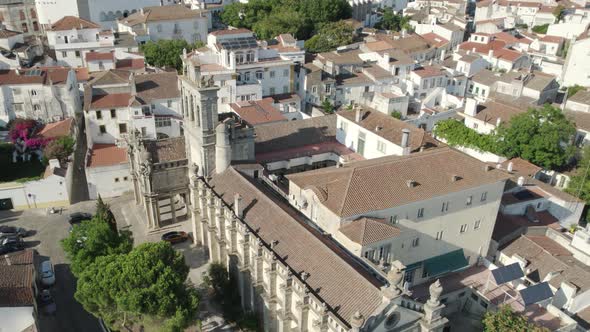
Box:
86;163;132;199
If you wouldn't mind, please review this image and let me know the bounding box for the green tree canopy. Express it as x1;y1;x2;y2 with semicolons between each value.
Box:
96;195;117;233
61;217;132;277
532;24;549;34
141;40;205;72
304;21;354;53
75;242;198;331
321;99;335;114
375;10;411;31
483;306;548;332
220;0;351;40
567;146;590;203
496;104;575;169
43;136;75;164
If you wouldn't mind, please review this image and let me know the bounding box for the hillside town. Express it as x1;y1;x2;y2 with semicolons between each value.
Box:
1;0;590;331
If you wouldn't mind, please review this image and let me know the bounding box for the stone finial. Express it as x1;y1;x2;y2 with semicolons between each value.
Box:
350;311;365;329
427;279;443;306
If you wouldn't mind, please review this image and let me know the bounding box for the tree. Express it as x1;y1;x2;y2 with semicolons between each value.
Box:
483;306;548;332
391;111;402;119
252;9;306;40
567;146;590;203
43;136;75;164
553;5;565;22
141;40;205;72
61;217;132;277
375;10;411;31
433;118;500;153
496;105;576;169
532;24;549;34
321;99;335;114
75;242;198;331
304;21;354;53
96;195;117;233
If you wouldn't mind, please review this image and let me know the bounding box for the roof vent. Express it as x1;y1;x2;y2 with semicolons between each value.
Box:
301;271;309;281
485;165;494;172
375;125;383;131
507;161;514;173
451;174;461;182
406;180;417;188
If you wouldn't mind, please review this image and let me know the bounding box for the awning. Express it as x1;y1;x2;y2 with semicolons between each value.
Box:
423;249;469;277
405;261;422;271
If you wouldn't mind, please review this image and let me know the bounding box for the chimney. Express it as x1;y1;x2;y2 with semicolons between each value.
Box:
401;129;411;155
440;49;446;62
406;180;417;188
517;176;525;186
496;117;502;127
472;47;476;53
384;52;390;64
451;174;460;182
464;98;478;116
507;161;514;172
355;109;363;122
485;165;494;171
488;49;494;60
234;193;244;218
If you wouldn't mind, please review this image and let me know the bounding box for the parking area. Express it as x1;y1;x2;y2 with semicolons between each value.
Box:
0;200;102;332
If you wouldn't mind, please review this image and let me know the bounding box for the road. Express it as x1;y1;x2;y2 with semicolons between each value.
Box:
69;114;89;204
0;201;101;332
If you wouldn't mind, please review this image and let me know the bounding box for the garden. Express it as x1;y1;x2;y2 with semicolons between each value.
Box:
0;119;75;183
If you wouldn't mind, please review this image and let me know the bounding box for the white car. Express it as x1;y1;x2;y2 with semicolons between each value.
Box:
40;260;55;286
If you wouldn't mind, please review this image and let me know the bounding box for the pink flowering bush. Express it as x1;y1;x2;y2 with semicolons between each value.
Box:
8;119;51;149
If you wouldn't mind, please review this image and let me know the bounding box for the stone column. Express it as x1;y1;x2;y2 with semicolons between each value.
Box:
170;194;177;223
132;174;140;205
189;180;200;246
420;280;449;332
154;196;161;229
145;194;155;229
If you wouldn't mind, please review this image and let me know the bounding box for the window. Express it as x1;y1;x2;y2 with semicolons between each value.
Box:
422;80;428;89
377;140;386;153
474;220;481;230
269;87;275;95
141;127;147;136
283;85;289;93
389;215;398;224
75;51;80;58
246;51;254;63
244;71;251;81
99;125;106;134
441;201;449;212
157;24;162;32
325;84;331;93
21;22;28;33
481;192;487;202
481;89;486;96
61;51;67;58
30;90;38;96
96;110;102;119
167;100;172;107
114;177;120;182
412;237;420;247
255;71;263;80
119;123;127;134
435;230;443;240
155;117;172;127
236;52;245;64
283;69;288;77
33;104;40;111
404;270;414;283
422;267;429;278
123;176;128;181
417;208;424;218
220;80;226;87
13;103;23;111
460;224;468;233
312;86;317;94
270;70;276;78
475;86;480;94
221;97;228;103
110;109;116;118
340;120;348;131
466;195;473;206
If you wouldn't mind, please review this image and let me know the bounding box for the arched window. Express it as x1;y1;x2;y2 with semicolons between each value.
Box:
21;23;28;33
196;104;201;127
189;97;194;122
115;10;122;18
30;8;36;19
100;12;107;21
246;51;255;63
123;10;129;18
33;104;40;111
107;11;115;20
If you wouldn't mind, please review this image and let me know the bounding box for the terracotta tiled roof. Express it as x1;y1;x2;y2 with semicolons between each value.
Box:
338;109;428;150
87;144;128;168
87;69;131;86
37;118;73;139
86;51;114;62
287;147;511;218
120;5;207;25
230;99;286;126
88;93;134;110
472;100;527;125
458;40;507;54
209;28;252;36
145;137;186;163
0;249;35;307
255;115;337;154
420;32;449;48
0;28;21;38
540;35;564;44
135;72;180;103
340;217;402;245
494;48;524;62
208;167;384;324
412;65;446;78
115;58;145;70
497;158;542;178
50;16;100;31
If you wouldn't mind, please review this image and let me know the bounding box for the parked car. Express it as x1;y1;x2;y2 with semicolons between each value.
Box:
161;231;190;244
68;212;92;225
0;225;28;238
40;260;56;286
0;236;24;254
39;289;56;315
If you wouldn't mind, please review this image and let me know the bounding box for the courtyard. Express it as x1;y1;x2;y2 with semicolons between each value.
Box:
0;143;45;183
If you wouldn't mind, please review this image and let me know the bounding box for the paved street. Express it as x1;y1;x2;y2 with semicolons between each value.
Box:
0;201;101;332
69;114;90;204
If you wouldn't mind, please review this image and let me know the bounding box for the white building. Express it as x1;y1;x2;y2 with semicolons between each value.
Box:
562;32;590;87
0;67;86;125
85;143;132;199
77;0;171;30
287;147;510;287
181;28;295;113
46;16;139;68
0;0;41;36
34;0;79;30
117;5;210;44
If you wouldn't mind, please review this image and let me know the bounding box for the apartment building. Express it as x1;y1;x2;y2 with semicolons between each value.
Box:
0;67;86;125
77;0;172;30
0;0;40;36
181;28;295;113
46;16;139;68
287;147;510;286
117;5;210;44
562;30;590;87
